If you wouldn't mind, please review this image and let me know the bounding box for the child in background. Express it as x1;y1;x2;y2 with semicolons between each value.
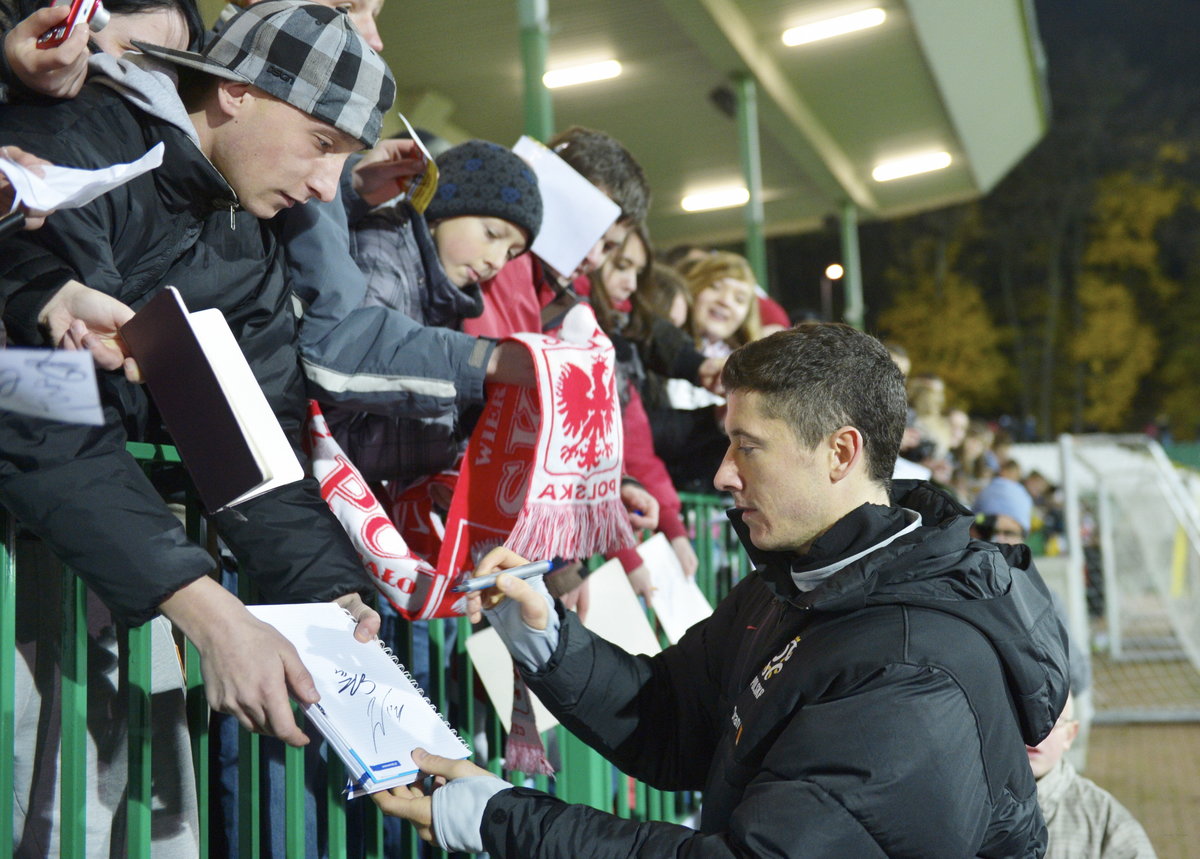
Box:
683;250;762;361
650;251;761;491
328;139;543;485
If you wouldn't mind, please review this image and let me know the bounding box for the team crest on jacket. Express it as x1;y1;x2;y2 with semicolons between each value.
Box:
751;635;802;699
555;356;615;470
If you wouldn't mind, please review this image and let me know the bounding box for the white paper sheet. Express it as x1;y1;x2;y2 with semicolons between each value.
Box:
0;142;165;212
0;349;103;425
637;532;713;644
583;557;663;656
512;136;620;278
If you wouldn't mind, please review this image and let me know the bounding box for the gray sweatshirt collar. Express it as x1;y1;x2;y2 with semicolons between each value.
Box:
89;53;200;147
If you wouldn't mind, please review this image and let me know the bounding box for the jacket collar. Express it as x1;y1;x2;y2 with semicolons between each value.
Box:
730;479;982;610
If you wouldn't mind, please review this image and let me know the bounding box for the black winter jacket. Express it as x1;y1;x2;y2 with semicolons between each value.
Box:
484;481;1069;857
0;76;372;624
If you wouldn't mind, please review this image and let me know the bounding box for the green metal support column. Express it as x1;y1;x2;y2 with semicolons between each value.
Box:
839;200;864;330
734;73;767;288
518;0;553;142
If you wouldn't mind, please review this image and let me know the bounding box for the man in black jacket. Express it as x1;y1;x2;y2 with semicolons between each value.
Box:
378;323;1070;857
0;7;395;850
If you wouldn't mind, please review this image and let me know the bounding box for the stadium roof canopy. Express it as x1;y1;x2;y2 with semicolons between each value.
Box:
373;0;1049;246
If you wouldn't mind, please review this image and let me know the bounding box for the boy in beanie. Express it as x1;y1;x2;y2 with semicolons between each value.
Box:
327;139;543;485
426;139;542;290
350;139;542;329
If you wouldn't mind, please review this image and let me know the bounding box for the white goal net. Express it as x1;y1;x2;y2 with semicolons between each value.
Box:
1015;436;1200;723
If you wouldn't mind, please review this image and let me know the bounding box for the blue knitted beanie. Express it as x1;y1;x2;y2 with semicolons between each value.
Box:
425;140;543;241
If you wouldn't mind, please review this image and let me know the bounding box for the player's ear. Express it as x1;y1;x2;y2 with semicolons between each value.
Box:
828;426;864;484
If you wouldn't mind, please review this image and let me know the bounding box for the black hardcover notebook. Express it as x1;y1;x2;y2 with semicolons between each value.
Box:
119;286;302;512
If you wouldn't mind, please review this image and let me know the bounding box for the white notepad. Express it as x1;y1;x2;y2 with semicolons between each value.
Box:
248;602;470;796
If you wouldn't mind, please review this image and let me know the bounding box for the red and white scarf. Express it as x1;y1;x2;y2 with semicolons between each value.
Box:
306;401;465;620
437;303;634;579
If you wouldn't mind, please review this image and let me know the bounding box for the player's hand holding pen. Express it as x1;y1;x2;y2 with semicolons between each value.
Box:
461;548;564;627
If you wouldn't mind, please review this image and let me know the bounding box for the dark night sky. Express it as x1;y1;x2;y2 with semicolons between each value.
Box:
761;0;1200;325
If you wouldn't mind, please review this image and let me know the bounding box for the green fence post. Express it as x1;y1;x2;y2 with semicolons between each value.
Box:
326;748;347;859
365;801;384;859
555;728;610;809
185;640;209;858
127;620;154;857
0;513;15;852
238;730;261;857
285;708;306;857
184;501;209;858
59;569;88;856
237;566;261;858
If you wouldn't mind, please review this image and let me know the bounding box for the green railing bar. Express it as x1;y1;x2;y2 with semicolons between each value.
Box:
126;620;154;857
326;748;347;859
285;708;306;857
556;728;609;808
123;440;183;463
238;730;261;857
487;723;504;777
59;569;87;857
429;619;446;716
183;501;210;858
185;639;209;858
0;514;15;852
646;784;663;822
236;568;261;858
616;774;631;818
365;802;384;859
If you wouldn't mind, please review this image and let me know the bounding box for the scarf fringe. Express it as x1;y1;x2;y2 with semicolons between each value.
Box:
506;499;635;560
502;739;556;777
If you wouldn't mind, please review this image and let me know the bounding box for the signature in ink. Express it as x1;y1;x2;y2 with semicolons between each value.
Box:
367;688;406;752
31;354;87;382
334;669;377;697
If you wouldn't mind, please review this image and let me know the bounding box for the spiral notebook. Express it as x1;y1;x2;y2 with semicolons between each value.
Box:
248;602;470;797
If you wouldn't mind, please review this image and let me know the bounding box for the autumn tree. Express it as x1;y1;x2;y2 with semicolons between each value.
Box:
876;208;1012;414
1069;163;1183;430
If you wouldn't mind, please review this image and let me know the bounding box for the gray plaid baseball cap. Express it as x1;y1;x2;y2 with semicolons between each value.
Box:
134;1;395;147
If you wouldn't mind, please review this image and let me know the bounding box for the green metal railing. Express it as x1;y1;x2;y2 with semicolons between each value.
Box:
1;446;742;857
